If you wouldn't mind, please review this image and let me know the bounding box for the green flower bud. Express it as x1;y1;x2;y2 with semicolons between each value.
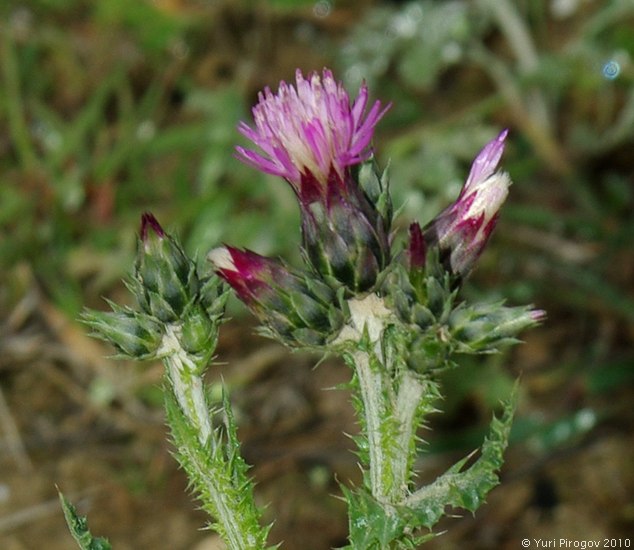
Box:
450;302;546;352
82;305;163;359
180;304;219;359
208;246;344;346
382;257;454;330
135;213;198;322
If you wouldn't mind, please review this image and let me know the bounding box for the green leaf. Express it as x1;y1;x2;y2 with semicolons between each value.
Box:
58;491;111;550
401;384;517;530
342;486;406;550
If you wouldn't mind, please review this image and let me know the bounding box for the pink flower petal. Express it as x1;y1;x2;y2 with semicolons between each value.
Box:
236;69;388;190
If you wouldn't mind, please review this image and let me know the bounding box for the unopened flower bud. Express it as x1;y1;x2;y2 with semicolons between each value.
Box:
82;306;163;359
177;304;221;372
449;302;546;352
424;130;511;280
135;213;198;322
208;246;343;346
408;222;426;271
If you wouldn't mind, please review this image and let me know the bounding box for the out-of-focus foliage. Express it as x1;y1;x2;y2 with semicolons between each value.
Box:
0;0;299;316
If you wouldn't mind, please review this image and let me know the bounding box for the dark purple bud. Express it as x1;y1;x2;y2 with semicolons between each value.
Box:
408;222;426;270
140;212;165;243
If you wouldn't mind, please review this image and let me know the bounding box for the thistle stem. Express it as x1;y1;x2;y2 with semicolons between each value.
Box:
393;371;425;498
178;436;255;550
160;324;213;446
340;294;425;507
351;349;391;502
159;324;265;550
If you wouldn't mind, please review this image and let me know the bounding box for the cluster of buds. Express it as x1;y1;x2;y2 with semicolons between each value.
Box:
84;213;227;369
78;68;546;550
208;68;543;352
380;129;547;372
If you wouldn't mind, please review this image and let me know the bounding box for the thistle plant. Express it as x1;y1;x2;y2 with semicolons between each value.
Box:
64;68;544;549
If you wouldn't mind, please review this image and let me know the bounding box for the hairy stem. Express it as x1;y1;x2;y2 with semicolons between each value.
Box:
339;294;423;507
351;349;391;502
392;370;425;498
160;324;213;445
174;430;256;550
159;324;266;549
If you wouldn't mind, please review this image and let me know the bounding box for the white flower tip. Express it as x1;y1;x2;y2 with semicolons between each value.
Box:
485;172;511;205
207;247;235;271
493;170;512;190
467;172;511;220
474;170;511;194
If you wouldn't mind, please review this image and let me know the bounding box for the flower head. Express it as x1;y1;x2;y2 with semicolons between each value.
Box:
236;68;389;193
236;69;392;294
208;246;343;345
424;130;511;279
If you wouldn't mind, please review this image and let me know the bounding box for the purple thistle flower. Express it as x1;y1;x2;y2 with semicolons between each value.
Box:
236;68;389;192
424;130;511;279
236;68;392;294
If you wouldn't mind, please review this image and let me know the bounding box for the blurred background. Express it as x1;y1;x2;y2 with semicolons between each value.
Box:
1;0;633;548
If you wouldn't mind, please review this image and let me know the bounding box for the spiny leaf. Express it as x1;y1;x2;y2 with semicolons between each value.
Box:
58;491;111;550
399;384;518;531
341;486;405;550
